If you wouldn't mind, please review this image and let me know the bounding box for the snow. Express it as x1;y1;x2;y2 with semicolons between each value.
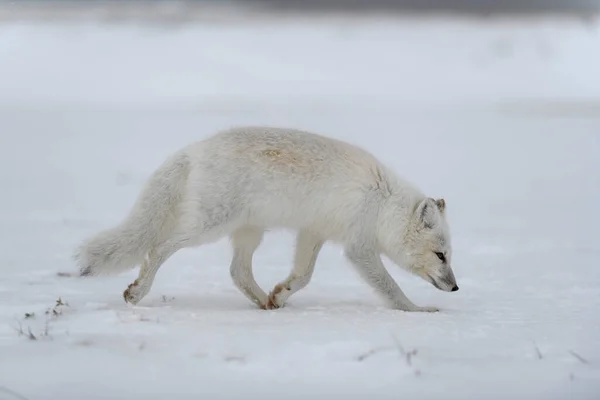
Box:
1;11;600;400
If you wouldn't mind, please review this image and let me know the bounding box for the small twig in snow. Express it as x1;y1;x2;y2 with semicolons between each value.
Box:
359;336;422;376
532;341;543;360
0;386;30;400
161;295;175;303
26;327;37;341
42;313;51;337
391;334;418;366
355;346;394;362
14;322;24;337
45;296;68;320
224;355;245;363
138;314;151;322
569;350;589;365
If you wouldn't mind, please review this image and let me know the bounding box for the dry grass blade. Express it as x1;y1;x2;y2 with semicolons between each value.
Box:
569;350;589;365
26;327;37;341
532;341;543;360
0;386;30;400
355;346;393;362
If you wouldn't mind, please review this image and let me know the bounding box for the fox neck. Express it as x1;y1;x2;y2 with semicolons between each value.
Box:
376;192;422;267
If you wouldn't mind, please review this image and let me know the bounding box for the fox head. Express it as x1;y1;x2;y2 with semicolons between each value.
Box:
402;197;458;292
380;196;458;293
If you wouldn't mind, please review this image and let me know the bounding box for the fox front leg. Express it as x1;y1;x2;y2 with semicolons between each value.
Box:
344;245;439;312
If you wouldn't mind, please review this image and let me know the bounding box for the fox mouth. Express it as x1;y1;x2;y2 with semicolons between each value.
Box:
425;273;459;292
426;273;443;290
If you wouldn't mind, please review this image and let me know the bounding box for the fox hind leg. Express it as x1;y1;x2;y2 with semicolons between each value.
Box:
123;208;237;305
266;230;324;309
229;225;269;309
123;233;193;305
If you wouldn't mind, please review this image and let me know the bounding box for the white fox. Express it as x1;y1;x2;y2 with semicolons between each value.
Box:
75;126;458;312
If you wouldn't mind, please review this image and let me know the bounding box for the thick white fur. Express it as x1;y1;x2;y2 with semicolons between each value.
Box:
74;126;458;312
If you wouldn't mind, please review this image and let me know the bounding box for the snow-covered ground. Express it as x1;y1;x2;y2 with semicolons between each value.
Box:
0;13;599;400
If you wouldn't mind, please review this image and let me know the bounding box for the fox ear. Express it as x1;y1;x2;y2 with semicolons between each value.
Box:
415;198;438;229
435;198;446;213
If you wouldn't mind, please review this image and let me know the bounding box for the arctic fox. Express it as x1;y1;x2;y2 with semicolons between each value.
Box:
75;126;458;312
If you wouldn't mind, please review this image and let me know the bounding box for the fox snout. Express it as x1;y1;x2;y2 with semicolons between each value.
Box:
426;269;458;292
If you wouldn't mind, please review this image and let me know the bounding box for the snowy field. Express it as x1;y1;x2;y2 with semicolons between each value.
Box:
1;12;600;400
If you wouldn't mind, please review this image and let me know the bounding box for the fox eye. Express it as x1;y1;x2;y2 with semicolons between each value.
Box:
435;252;446;262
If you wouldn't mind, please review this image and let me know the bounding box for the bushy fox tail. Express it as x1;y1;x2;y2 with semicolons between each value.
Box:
74;152;189;276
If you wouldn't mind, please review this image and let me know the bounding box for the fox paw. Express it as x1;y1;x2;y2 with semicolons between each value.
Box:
414;306;439;313
123;280;148;305
264;283;289;310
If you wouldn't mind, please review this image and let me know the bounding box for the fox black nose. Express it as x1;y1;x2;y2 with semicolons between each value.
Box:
451;285;459;292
